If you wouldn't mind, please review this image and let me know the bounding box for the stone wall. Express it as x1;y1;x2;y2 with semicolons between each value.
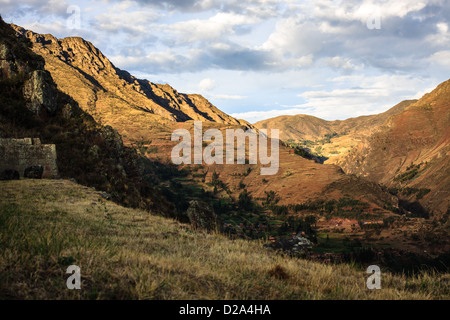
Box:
0;138;58;178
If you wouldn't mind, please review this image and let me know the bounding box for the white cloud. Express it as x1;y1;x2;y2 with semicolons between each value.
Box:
426;22;450;46
94;3;161;35
313;0;428;23
210;94;247;100
198;78;216;91
324;56;363;72
165;12;260;44
429;51;450;68
0;0;69;16
297;74;428;118
436;22;448;34
21;20;67;35
261;16;323;57
233;74;430;122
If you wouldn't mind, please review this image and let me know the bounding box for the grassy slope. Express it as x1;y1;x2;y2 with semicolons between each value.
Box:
0;179;448;300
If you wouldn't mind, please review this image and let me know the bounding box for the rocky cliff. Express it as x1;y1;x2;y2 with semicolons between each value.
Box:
11;24;249;145
0;16;173;215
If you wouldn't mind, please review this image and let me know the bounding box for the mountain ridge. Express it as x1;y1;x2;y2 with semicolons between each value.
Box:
2;17;449;275
254;99;416;143
11;24;251;145
340;79;450;217
255;82;449;218
10;22;420;214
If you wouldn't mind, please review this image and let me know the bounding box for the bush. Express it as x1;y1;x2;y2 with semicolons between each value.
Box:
186;200;219;232
238;189;254;212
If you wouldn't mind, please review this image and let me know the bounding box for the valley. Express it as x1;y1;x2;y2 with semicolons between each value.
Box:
0;15;449;300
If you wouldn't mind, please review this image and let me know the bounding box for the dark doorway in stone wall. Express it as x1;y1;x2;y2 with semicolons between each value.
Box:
24;165;44;179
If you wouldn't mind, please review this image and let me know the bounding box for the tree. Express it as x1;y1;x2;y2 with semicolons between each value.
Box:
238;189;254;212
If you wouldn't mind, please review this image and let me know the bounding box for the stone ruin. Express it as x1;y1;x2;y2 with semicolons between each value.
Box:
0;138;58;180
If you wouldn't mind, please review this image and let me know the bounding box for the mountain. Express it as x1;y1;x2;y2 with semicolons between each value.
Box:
254;100;416;165
0;16;173;215
16;22;437;215
255;82;449;218
340;80;450;218
11;24;250;145
2;18;448;276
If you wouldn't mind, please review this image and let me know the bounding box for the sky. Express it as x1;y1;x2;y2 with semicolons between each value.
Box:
1;0;449;123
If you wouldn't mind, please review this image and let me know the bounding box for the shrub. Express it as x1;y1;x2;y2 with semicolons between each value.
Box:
186;200;219;232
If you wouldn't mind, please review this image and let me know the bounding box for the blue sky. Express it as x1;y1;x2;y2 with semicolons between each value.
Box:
2;0;450;122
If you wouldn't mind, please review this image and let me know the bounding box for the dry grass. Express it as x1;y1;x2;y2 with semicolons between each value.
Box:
0;179;448;300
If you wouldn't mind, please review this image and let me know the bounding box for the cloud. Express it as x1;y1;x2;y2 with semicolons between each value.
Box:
20;20;68;36
8;0;448;76
210;94;247;100
324;56;364;72
111;0;281;17
198;78;215;91
111;44;277;73
313;0;428;22
261;16;325;57
232;74;430;122
95;10;161;35
297;74;430;118
429;50;450;68
164;12;260;44
0;0;70;16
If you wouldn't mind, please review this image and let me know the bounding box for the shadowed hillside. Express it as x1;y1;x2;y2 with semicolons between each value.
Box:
0;16;173;215
1;179;448;299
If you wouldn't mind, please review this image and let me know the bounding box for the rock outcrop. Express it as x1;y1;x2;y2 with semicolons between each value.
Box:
0;16;174;216
23;70;58;115
264;234;313;256
11;24;250;137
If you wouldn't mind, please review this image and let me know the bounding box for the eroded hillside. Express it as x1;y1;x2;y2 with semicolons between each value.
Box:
340;80;450;218
255;100;416;165
0;16;172;215
11;23;404;215
11;24;250;146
